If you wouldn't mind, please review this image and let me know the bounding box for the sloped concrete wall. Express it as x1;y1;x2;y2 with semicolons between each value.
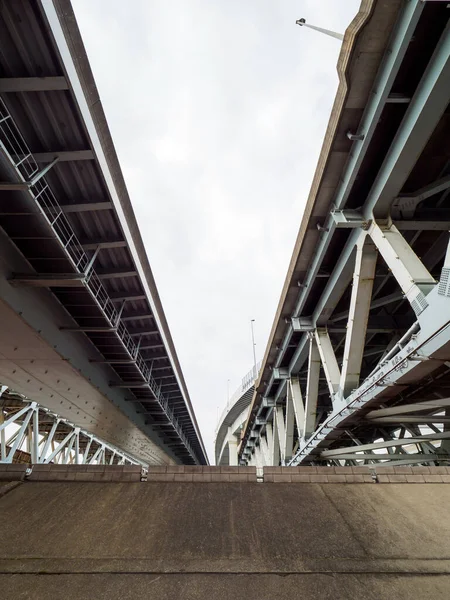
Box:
0;472;450;598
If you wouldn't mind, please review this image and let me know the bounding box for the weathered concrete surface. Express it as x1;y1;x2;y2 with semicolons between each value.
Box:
1;574;450;600
1;482;450;597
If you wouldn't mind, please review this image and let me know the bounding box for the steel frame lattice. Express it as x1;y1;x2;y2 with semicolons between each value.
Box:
0;387;142;466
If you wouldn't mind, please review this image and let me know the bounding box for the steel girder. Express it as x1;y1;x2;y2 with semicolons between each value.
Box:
240;3;450;467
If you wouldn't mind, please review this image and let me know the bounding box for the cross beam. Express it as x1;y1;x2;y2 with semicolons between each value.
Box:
0;76;69;92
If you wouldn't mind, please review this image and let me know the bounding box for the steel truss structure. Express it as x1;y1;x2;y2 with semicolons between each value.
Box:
0;387;141;466
240;1;450;467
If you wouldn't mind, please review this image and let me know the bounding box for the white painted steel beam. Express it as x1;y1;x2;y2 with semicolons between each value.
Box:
303;337;320;439
392;175;450;218
321;453;447;463
366;398;450;418
314;329;341;399
369;221;436;315
289;377;305;439
6;407;35;463
284;385;296;462
340;237;378;397
321;431;450;457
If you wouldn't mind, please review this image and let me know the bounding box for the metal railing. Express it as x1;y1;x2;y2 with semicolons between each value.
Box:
216;361;261;435
0;100;38;180
0;97;197;462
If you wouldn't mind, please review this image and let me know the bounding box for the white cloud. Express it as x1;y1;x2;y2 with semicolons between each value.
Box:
72;0;361;461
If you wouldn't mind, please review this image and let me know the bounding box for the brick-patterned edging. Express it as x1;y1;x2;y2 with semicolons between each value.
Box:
25;464;141;482
0;464;27;481
145;466;256;482
263;466;450;483
1;464;450;483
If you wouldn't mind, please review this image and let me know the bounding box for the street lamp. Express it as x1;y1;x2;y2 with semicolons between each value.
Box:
250;319;257;378
296;18;344;42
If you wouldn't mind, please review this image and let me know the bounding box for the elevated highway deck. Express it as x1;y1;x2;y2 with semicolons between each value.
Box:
240;0;450;467
0;0;207;465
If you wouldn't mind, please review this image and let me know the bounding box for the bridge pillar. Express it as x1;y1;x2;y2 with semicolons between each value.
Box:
227;429;238;466
268;420;280;466
260;433;271;465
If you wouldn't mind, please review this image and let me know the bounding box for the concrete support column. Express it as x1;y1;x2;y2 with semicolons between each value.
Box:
228;434;238;466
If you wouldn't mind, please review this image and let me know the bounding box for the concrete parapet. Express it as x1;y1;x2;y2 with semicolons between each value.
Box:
27;464;142;482
145;465;257;482
263;466;450;483
4;464;449;484
0;463;28;481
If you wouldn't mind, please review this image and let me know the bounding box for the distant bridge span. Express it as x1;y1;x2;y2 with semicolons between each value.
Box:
0;0;207;465
240;0;450;467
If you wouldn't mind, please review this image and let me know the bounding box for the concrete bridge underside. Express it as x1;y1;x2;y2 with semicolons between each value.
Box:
0;0;207;465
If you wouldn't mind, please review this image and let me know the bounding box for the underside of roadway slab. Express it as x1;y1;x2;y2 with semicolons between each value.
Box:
1;481;450;598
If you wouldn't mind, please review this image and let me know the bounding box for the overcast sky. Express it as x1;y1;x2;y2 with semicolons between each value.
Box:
72;0;360;462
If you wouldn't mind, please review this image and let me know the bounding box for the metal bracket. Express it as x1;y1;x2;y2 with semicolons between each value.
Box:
347;131;365;141
291;317;315;332
273;367;289;380
0;156;59;190
331;209;369;229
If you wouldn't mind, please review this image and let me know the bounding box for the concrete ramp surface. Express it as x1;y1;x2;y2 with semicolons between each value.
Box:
1;479;450;598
